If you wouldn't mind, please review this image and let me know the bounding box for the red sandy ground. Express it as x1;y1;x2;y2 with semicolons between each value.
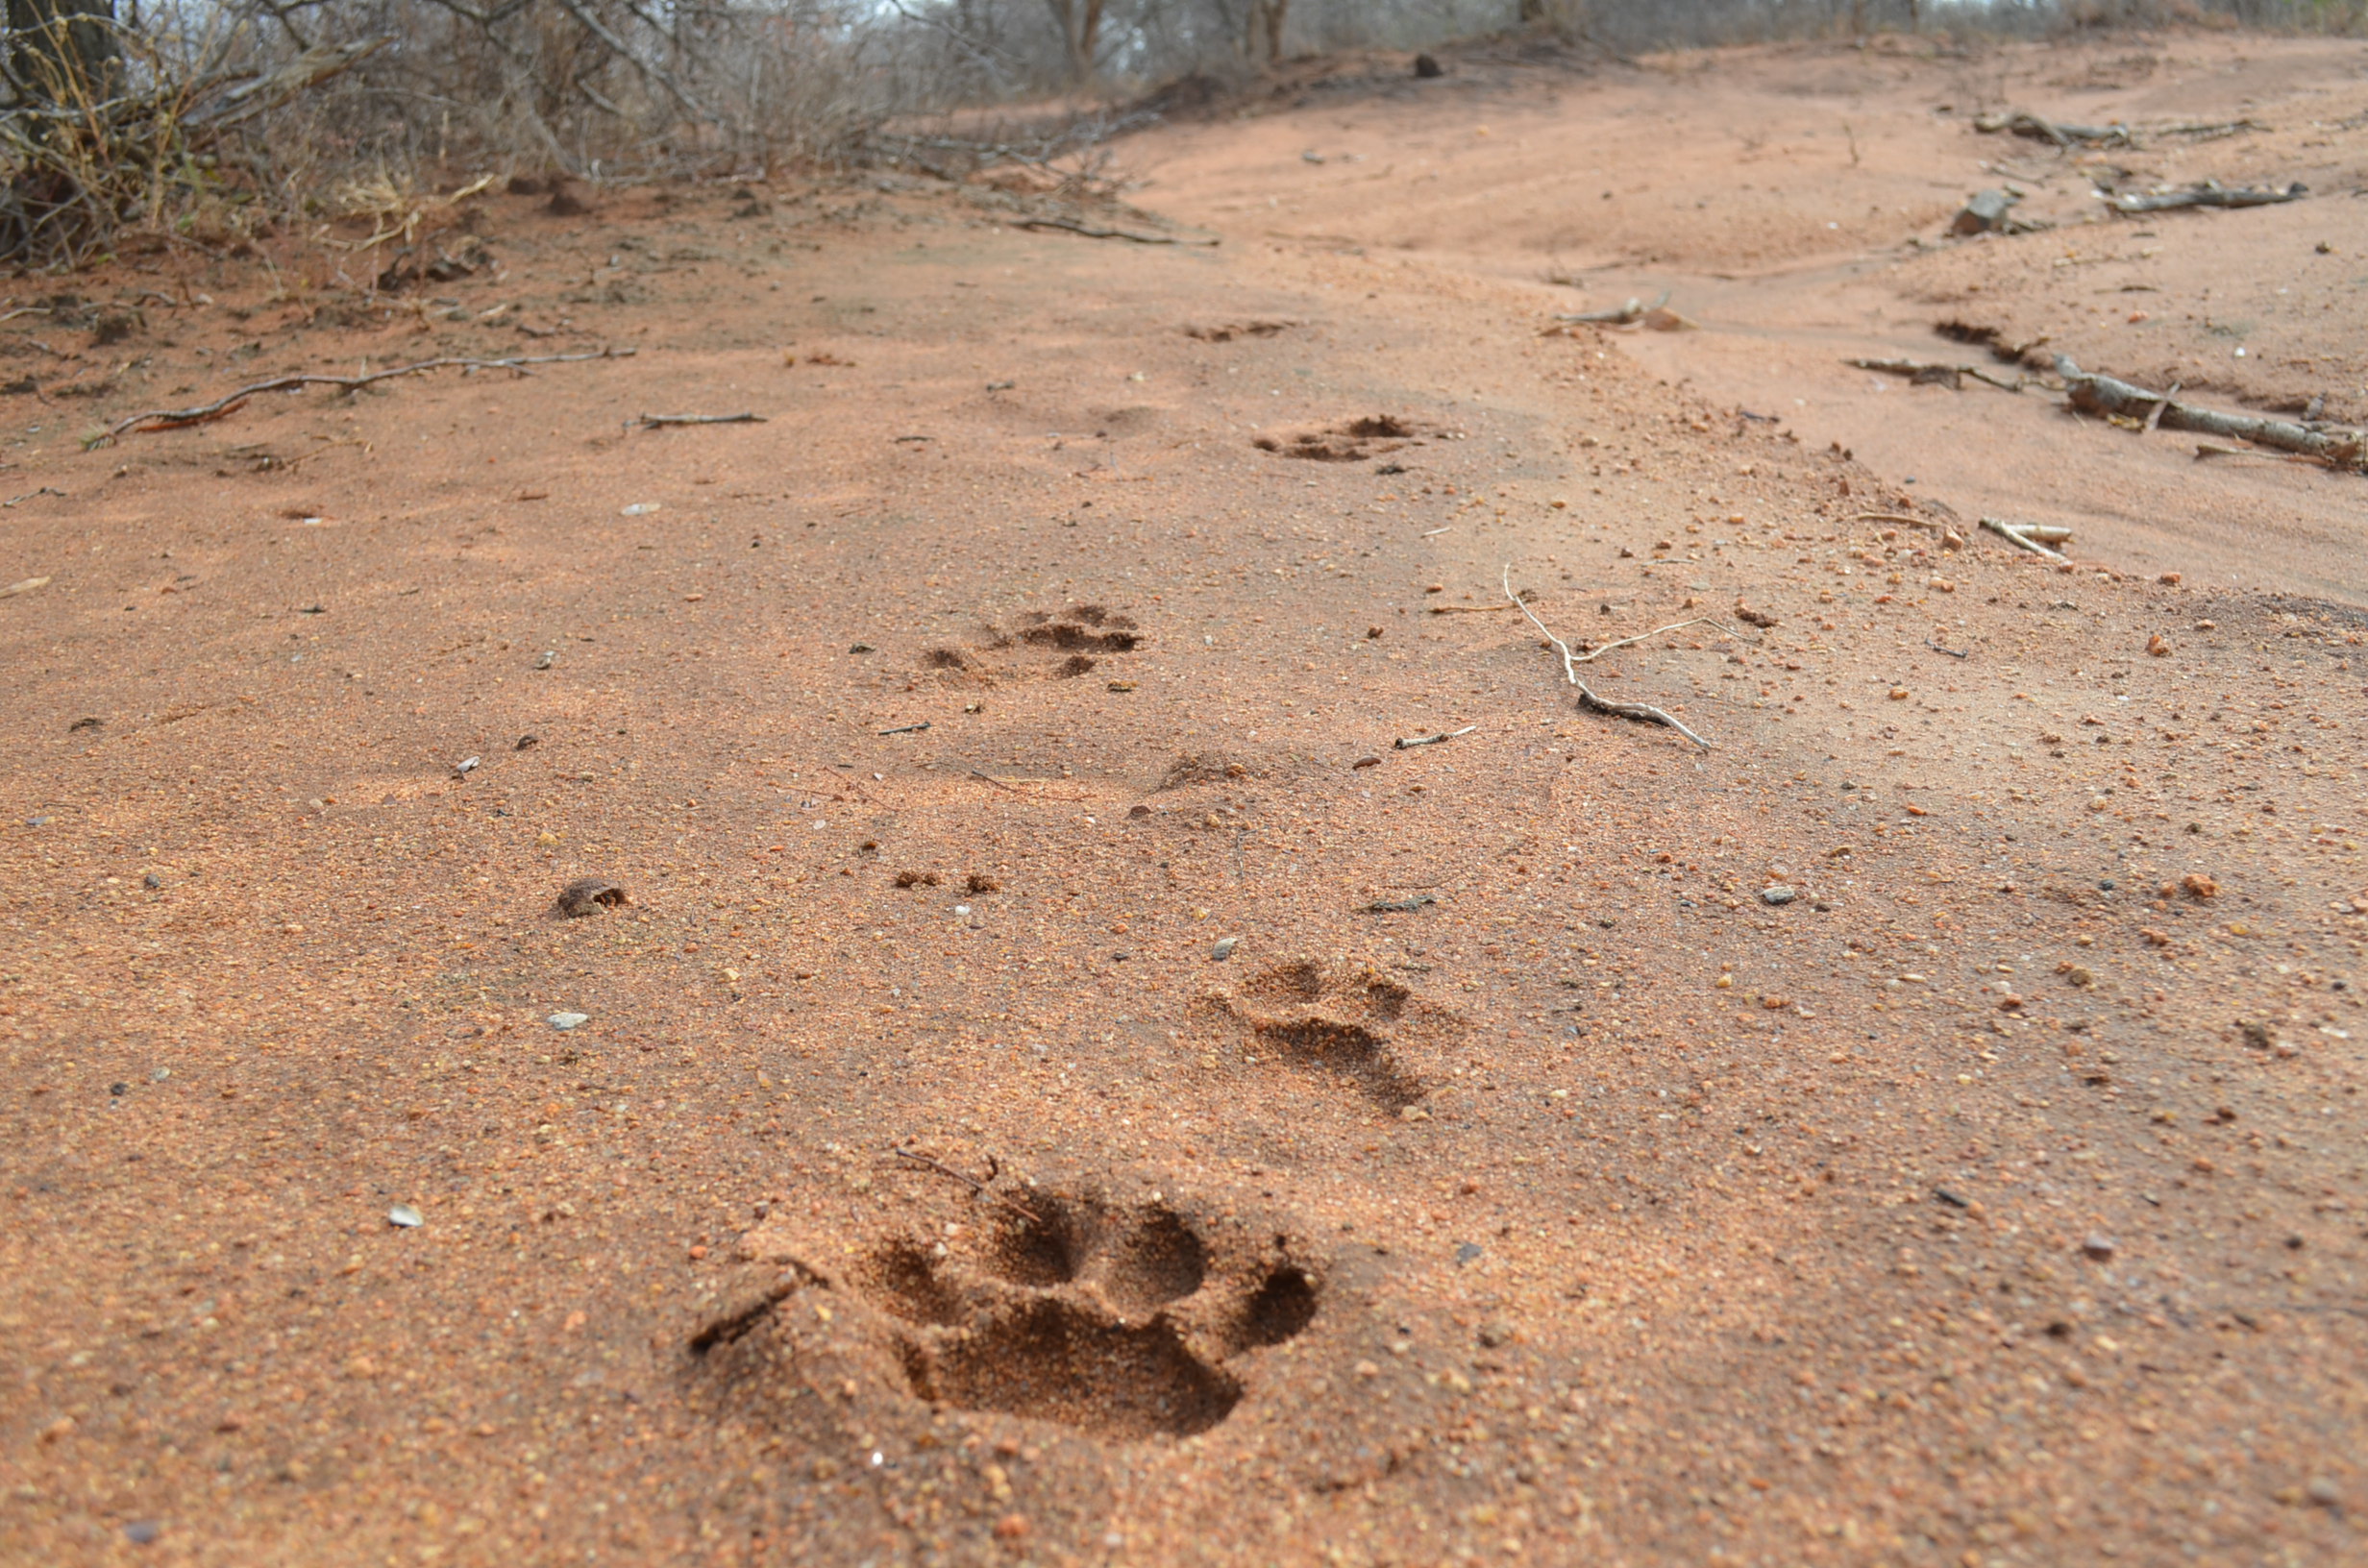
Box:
2;26;2364;1568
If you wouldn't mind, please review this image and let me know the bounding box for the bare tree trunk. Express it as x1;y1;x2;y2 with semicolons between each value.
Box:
1042;0;1104;85
1246;0;1287;65
7;0;122;107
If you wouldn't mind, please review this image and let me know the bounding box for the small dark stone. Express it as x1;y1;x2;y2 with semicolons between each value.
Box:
1454;1241;1482;1266
1413;52;1443;79
125;1521;160;1545
850;643;876;654
142;871;161;890
109;1082;128;1096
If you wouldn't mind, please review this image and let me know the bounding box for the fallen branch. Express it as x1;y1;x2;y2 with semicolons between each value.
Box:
638;411;764;427
1554;290;1668;327
1018;216;1216;246
1974;110;2130;148
2057;356;2364;469
1981;517;2069;562
1846;356;2026;392
1427;601;1518;615
889;1147;1043;1225
1;485;64;507
1504;566;1717;749
2108;181;2305;214
1394;725;1477;749
98;348;633;445
1926;638;1970;659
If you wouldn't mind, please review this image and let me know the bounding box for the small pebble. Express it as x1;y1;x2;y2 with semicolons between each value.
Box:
1761;885;1796;906
143;871;161;890
124;1521;160;1546
548;1012;590;1030
2081;1234;2117;1260
388;1205;423;1229
2306;1478;2340;1507
1212;937;1239;961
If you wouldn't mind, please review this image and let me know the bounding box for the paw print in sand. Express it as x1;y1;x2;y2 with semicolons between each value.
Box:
921;604;1144;683
693;1183;1316;1439
1189;958;1468;1112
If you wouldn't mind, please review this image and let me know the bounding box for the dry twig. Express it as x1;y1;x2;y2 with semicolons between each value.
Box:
890;1147;1043;1225
1846;356;2025;393
638;411;764;427
1504;566;1722;749
1394;725;1476;749
98;348;633;444
1018;216;1216;246
1553;290;1668;327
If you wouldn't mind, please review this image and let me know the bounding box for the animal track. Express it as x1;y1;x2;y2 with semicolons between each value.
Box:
1191;959;1468;1111
698;1185;1316;1440
923;604;1144;682
1252;414;1430;462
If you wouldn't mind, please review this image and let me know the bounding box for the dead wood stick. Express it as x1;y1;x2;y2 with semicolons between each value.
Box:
1926;638;1970;659
1018;216;1217;246
1554;289;1668;327
878;722;931;735
2143;381;2180;433
2108;181;2306;214
2057;356;2364;469
99;348;633;444
2193;440;2321;467
1980;517;2069;562
1571;614;1739;664
1975;110;2129;147
890;1147;1043;1225
1395;725;1477;749
1503;566;1714;750
1428;602;1518;615
967;769;1024;794
2148;117;2268;140
1845;357;2024;392
638;411;764;427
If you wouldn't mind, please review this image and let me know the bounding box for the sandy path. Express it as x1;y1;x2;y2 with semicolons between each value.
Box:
0;37;2363;1567
1137;31;2368;603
